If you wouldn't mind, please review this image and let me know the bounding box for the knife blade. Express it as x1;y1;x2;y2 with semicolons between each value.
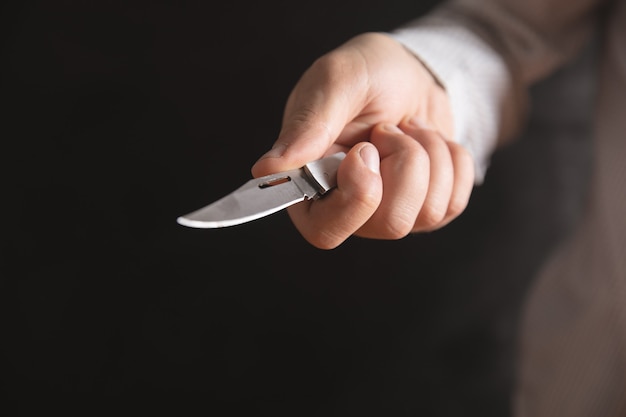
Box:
176;152;346;228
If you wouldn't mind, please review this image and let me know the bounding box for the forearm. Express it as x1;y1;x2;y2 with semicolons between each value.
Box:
389;0;603;182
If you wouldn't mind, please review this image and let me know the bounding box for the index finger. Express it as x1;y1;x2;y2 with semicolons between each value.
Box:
251;52;369;177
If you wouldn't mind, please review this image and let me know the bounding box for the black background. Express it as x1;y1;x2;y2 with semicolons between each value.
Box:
0;1;594;415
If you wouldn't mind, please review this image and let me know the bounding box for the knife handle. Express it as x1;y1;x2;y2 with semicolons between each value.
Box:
302;152;346;196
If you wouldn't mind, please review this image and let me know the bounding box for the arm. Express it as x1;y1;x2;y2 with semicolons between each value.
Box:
391;0;605;179
252;0;604;249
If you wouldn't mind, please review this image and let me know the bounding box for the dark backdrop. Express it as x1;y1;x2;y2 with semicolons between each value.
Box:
0;1;594;415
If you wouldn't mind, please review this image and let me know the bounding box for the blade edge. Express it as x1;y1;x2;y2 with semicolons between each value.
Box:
176;198;299;228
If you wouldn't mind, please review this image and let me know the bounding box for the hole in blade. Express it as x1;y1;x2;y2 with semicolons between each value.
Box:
259;176;291;188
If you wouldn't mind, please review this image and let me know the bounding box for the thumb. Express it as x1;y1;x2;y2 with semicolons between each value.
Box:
286;141;382;249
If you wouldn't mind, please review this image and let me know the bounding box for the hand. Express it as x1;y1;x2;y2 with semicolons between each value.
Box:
251;32;474;249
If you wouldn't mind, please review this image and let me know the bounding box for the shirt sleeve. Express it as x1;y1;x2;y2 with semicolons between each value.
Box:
389;0;603;182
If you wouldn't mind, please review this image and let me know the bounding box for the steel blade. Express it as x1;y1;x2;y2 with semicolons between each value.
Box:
176;168;318;228
177;152;345;228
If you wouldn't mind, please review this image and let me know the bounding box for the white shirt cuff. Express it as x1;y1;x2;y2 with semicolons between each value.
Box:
390;14;514;183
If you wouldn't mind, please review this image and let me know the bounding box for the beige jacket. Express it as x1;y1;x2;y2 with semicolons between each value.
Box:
392;0;626;415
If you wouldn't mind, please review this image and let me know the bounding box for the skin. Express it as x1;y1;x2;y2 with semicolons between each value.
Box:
251;32;475;249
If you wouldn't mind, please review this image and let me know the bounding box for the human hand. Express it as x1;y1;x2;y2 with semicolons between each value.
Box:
251;32;474;249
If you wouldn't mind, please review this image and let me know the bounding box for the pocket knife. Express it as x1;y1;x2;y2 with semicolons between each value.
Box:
177;152;346;228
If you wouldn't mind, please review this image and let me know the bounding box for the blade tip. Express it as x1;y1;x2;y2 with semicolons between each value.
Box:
177;216;211;229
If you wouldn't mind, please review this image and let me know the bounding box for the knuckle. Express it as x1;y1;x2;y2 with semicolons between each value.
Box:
417;202;447;229
448;141;474;169
407;143;429;163
304;227;346;250
458;149;475;172
402;142;430;172
313;51;368;85
384;219;414;240
309;235;341;250
413;129;444;148
447;194;469;218
348;185;382;214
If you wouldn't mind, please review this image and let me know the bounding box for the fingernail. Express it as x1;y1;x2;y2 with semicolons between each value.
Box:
359;144;380;174
407;116;431;129
383;123;403;133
